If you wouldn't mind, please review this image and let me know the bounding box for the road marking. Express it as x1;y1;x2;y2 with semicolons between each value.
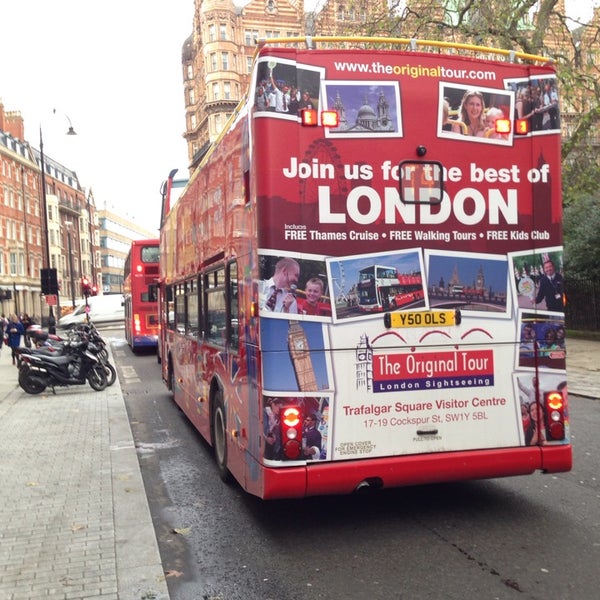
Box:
120;365;141;383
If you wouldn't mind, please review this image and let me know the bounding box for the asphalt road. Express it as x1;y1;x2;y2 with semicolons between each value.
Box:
107;329;599;600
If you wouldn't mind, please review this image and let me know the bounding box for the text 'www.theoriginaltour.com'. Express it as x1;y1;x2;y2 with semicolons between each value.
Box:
333;61;497;81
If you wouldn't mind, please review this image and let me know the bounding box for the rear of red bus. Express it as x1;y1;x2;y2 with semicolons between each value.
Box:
246;41;571;499
158;39;571;499
124;239;160;351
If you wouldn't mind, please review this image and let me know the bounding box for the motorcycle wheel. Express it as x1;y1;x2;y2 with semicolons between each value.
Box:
103;362;117;387
87;364;108;391
18;370;47;395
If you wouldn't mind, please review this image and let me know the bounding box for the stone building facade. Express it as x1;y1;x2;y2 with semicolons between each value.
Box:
0;102;100;323
181;0;600;168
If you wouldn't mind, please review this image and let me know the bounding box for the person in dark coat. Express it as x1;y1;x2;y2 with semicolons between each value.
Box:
7;313;25;365
20;313;33;348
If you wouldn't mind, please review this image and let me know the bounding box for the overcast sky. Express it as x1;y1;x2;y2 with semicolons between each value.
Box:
1;0;194;234
0;1;595;234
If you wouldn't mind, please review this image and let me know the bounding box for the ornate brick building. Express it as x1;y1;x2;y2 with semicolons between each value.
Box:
181;0;600;170
181;1;389;167
0;101;100;323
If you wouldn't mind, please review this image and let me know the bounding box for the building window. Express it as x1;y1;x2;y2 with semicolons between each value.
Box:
221;52;229;70
186;64;193;80
245;29;259;45
220;24;227;40
210;53;217;71
10;252;17;276
213;82;220;101
223;81;231;100
208;24;216;41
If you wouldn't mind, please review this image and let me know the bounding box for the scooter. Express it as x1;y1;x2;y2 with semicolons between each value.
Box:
17;336;108;395
24;323;117;387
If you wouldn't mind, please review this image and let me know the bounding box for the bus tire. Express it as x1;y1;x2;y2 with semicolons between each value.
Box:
212;388;230;482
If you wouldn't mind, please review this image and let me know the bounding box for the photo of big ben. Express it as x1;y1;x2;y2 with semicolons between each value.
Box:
287;320;318;391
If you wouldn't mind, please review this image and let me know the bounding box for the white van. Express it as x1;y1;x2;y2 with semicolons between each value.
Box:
57;295;124;329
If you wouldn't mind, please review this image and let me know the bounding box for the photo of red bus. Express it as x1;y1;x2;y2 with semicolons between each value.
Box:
123;239;160;351
158;37;571;499
357;264;424;312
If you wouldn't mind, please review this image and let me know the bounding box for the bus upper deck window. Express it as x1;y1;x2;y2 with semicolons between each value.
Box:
398;160;444;205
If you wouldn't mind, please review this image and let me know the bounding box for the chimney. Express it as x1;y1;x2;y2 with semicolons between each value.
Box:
5;109;26;140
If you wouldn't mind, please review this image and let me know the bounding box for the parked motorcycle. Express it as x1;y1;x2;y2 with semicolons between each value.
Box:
17;335;108;395
25;322;117;387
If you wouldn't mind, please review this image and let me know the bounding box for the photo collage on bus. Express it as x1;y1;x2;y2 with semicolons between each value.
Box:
253;53;566;462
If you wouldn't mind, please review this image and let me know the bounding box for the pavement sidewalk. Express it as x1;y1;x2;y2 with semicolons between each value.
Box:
0;335;597;599
0;339;170;600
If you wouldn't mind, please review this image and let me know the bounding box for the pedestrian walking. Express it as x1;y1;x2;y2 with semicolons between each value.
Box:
7;314;24;365
20;313;33;348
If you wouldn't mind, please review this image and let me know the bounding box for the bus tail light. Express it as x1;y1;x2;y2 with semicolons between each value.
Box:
515;118;530;135
300;108;318;126
321;110;339;127
133;313;141;334
281;406;302;459
544;391;566;440
495;118;511;134
300;109;339;128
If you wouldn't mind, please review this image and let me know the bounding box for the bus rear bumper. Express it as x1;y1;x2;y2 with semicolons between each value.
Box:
260;445;572;499
132;335;158;348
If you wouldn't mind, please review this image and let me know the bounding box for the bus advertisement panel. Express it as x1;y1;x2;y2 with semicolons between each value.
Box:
123;239;160;351
159;38;570;499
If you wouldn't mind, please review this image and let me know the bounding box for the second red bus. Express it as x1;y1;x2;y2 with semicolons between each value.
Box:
123;239;160;351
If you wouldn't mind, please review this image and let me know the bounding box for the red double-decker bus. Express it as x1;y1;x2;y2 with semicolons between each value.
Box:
158;37;571;499
123;239;160;351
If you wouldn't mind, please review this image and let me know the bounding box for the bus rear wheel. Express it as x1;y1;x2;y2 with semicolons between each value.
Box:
212;388;230;482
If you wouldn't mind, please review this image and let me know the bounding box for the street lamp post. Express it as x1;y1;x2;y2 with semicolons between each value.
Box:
39;115;77;333
39;127;57;334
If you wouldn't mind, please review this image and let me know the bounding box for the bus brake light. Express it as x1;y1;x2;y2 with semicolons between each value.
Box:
515;118;530;135
495;118;511;134
544;391;566;440
300;108;318;126
321;110;339;127
281;406;302;459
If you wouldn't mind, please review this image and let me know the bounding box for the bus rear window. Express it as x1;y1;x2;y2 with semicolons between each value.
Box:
399;160;443;204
